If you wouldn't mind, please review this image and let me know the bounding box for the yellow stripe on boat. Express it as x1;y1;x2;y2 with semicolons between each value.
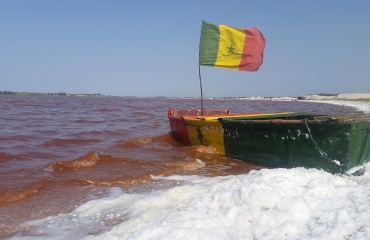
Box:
185;118;225;154
187;112;293;121
183;112;293;155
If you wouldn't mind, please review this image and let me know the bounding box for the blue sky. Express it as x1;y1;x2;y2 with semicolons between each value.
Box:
1;1;370;97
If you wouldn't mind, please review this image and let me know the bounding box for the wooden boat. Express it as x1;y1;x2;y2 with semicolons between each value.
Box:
169;22;370;174
168;109;370;174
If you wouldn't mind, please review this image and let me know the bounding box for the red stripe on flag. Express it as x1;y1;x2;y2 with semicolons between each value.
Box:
239;27;265;71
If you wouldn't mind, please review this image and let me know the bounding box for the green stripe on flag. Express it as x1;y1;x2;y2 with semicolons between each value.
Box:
199;21;220;66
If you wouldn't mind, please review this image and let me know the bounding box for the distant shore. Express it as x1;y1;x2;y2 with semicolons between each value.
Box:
217;93;370;101
0;91;101;97
1;91;370;101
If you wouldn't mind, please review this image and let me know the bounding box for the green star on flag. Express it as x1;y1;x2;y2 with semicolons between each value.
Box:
227;45;235;54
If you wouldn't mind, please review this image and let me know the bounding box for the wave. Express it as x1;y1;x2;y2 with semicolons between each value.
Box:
0;152;33;162
0;179;47;204
0;152;14;161
42;138;101;146
115;134;177;149
48;152;149;172
117;137;153;147
153;134;179;144
189;145;220;154
52;152;101;170
0;153;105;204
73;119;105;124
75;158;205;187
96;107;121;112
0;134;207;205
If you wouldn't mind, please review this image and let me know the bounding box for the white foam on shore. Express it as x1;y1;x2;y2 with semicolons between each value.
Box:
314;100;370;115
305;93;370;101
10;164;370;240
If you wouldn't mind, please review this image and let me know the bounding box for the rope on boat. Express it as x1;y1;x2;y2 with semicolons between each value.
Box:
304;118;341;165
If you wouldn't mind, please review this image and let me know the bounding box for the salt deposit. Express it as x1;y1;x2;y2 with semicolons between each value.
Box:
11;165;370;240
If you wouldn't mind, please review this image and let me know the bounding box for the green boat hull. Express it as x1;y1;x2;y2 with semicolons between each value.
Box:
168;110;370;174
221;117;370;173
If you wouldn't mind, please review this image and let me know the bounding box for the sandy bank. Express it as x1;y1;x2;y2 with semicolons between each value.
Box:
302;93;370;100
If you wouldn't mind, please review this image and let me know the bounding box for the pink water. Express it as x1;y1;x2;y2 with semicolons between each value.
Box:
0;95;356;238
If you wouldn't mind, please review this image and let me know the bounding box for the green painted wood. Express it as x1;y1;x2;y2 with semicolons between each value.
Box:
221;115;370;173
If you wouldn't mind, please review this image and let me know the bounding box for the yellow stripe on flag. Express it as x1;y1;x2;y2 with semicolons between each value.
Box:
215;25;245;70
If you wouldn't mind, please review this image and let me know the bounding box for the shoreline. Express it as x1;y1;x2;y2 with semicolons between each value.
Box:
1;92;370;101
301;93;370;101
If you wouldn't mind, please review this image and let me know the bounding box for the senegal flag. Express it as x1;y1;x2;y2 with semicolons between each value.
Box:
199;21;265;71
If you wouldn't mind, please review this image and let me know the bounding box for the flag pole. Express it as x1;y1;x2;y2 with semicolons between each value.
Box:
198;64;204;116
